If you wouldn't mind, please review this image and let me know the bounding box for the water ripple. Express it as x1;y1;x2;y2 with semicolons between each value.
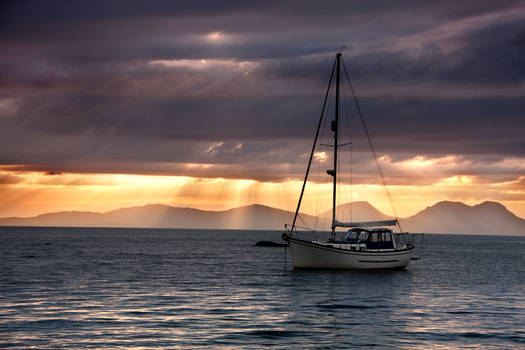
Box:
1;227;524;349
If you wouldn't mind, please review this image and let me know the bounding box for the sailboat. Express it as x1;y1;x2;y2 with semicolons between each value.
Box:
282;52;415;269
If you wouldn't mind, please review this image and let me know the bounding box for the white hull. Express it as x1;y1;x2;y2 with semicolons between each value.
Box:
286;237;414;269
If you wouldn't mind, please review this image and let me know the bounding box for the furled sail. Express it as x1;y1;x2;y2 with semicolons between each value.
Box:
333;219;398;228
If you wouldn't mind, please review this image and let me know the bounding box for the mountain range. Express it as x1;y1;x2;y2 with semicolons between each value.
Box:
0;201;524;235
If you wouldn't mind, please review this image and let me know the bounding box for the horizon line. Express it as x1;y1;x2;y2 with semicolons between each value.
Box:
1;199;523;221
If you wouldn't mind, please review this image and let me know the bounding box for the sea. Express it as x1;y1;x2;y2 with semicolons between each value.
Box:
0;226;524;349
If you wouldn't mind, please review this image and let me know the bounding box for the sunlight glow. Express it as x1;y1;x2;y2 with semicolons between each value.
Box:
204;141;224;154
399;155;460;168
206;31;223;41
148;58;259;75
314;152;328;163
436;175;475;186
0;169;524;219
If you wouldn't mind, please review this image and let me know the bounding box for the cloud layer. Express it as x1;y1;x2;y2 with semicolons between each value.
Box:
1;1;524;215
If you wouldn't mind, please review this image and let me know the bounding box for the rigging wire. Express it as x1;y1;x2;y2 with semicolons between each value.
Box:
290;59;336;233
293;224;316;232
333;65;348;225
340;78;354;223
342;84;353;222
316;83;333;232
337;79;347;223
314;146;320;232
315;145;324;235
341;59;403;232
319;85;335;232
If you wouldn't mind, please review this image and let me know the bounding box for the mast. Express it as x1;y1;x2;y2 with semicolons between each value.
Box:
330;52;341;237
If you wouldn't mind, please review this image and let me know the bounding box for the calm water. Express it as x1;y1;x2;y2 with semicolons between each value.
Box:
0;227;524;349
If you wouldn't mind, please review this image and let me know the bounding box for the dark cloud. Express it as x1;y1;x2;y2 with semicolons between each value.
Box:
1;0;524;182
259;18;525;85
2;1;518;31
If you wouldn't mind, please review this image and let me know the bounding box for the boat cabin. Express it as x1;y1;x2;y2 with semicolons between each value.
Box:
344;228;396;250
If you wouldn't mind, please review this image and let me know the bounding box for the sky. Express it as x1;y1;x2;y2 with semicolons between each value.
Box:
1;0;524;219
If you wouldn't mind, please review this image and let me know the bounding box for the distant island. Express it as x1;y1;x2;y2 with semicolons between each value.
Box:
0;201;524;236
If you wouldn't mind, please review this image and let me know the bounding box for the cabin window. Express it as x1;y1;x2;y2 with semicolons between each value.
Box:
370;232;379;242
383;232;392;241
358;232;369;242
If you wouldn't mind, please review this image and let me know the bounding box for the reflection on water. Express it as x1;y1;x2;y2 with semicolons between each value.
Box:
0;227;524;348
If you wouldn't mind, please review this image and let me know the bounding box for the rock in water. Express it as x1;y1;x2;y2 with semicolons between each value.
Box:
254;240;287;247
